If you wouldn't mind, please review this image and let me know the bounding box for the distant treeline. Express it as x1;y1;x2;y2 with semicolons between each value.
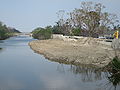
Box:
0;22;21;40
32;1;120;40
32;25;82;40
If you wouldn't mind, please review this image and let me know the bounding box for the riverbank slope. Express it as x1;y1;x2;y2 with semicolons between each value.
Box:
29;37;115;67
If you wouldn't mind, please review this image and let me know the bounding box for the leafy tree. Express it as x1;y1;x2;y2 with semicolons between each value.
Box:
0;21;21;40
0;22;9;39
52;25;62;34
32;26;52;40
72;28;81;36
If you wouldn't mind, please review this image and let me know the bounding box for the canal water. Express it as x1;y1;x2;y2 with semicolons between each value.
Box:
0;36;119;90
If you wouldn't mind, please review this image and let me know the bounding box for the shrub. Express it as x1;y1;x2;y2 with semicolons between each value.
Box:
111;56;120;71
71;28;81;36
32;27;52;40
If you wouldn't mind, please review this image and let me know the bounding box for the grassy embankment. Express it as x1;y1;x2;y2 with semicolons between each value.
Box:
0;22;21;40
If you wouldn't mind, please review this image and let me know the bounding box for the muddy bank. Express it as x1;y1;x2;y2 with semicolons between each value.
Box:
29;38;115;68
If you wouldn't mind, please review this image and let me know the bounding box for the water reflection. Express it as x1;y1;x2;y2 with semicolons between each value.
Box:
0;36;120;90
0;40;4;43
105;71;120;90
57;64;105;82
0;48;3;53
69;65;104;82
56;63;120;90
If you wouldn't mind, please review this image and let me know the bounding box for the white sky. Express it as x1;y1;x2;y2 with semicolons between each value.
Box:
0;0;120;32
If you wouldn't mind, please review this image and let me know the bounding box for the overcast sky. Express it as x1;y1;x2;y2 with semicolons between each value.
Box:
0;0;120;32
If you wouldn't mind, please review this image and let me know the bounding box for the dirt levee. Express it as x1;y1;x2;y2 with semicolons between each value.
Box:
29;37;115;67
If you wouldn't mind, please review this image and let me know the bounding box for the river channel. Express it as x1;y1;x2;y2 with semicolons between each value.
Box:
0;36;119;90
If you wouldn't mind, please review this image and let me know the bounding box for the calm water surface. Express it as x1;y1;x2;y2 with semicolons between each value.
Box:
0;36;119;90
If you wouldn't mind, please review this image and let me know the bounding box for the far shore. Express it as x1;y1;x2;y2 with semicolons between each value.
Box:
29;37;116;68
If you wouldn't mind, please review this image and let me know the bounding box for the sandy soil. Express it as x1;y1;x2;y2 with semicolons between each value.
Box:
29;37;116;68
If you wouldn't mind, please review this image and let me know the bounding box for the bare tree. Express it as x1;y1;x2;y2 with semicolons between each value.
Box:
56;10;72;35
68;2;119;37
55;2;119;37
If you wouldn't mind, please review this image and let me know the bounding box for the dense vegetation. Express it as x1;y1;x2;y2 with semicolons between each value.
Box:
106;40;120;88
32;26;52;40
32;1;119;40
55;2;119;37
0;22;20;40
111;56;120;72
106;56;120;88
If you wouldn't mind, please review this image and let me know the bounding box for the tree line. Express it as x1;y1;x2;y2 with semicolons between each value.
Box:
0;21;20;40
32;1;119;39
